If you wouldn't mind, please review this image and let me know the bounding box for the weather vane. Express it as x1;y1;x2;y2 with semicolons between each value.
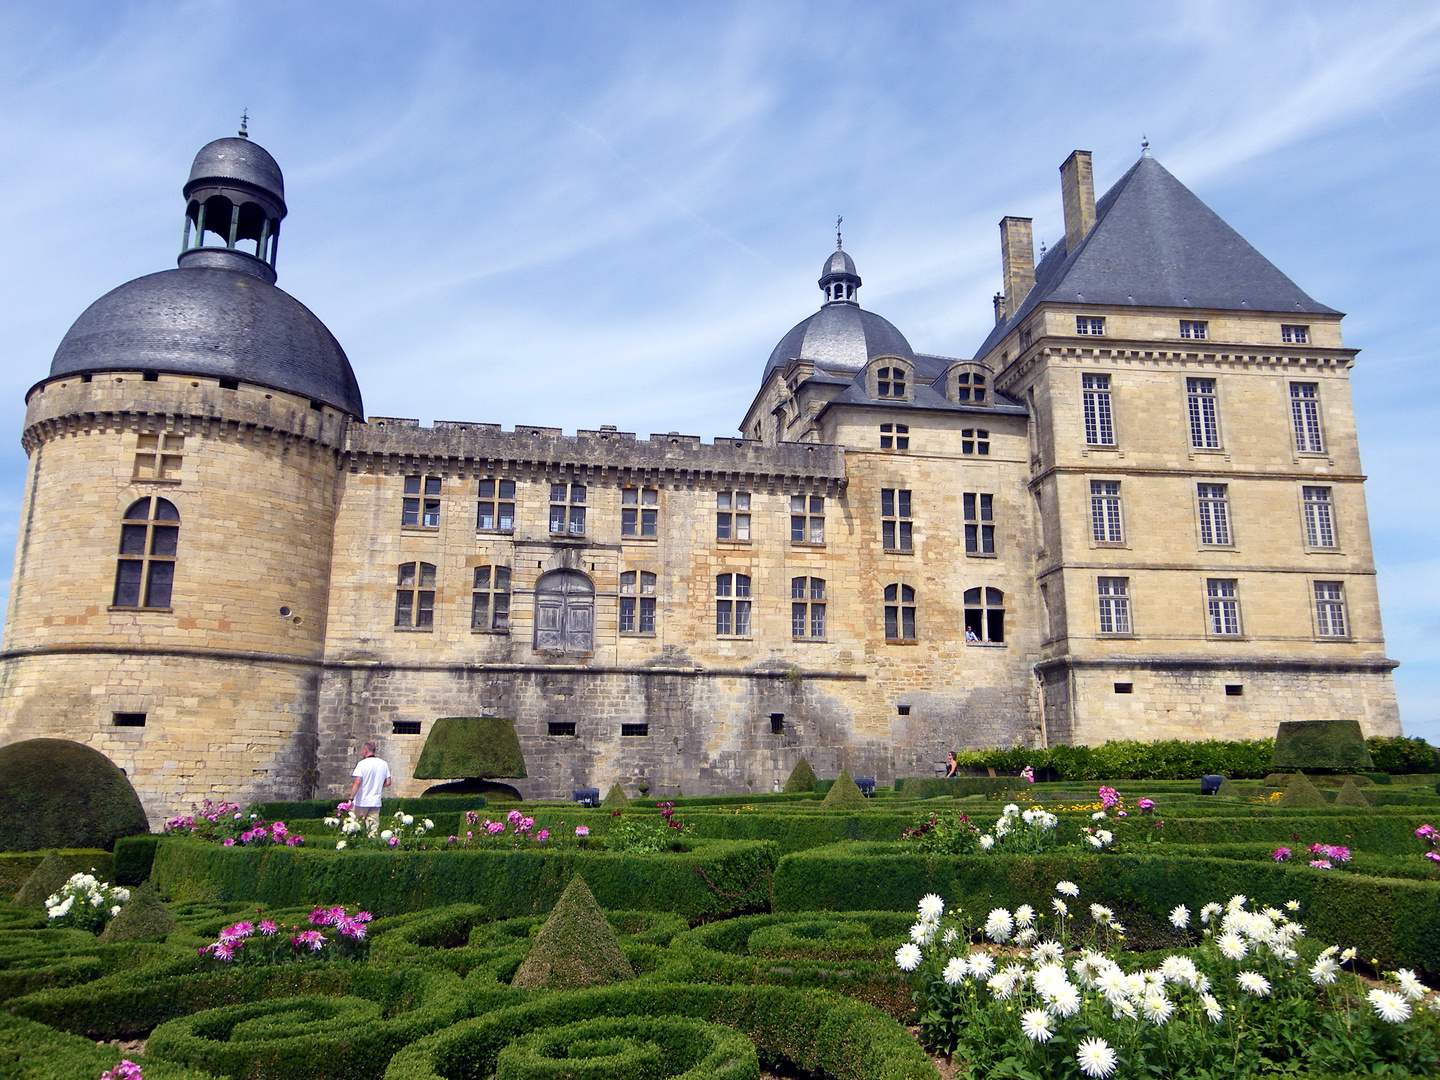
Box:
239;109;250;139
836;215;843;250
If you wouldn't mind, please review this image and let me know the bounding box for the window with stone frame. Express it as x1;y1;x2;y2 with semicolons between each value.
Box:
1090;480;1124;544
1302;486;1337;548
716;491;751;540
403;476;441;528
881;489;912;551
1206;578;1242;636
791;495;824;544
715;573;752;636
1076;316;1105;335
621;487;659;538
1180;320;1208;340
791;577;826;639
960;428;989;455
477;479;516;532
879;423;909;450
549;482;586;536
1290;383;1325;453
134;433;183;481
1082;373;1115;446
396;562;436;628
954;371;987;402
883;583;916;642
471;565;511;631
1282;324;1309;344
1314;580;1348;638
1196;483;1232;546
1096;577;1131;634
1186;377;1222;449
963;492;994;555
876;364;908;398
620;570;657;635
113;497;179;609
964;586;1005;643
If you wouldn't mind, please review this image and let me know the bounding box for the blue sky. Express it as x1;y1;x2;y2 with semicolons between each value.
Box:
1;1;1436;740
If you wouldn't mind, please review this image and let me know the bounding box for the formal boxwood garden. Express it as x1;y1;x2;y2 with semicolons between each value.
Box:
5;765;1440;1079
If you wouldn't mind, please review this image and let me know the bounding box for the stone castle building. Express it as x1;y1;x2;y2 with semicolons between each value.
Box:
0;133;1401;819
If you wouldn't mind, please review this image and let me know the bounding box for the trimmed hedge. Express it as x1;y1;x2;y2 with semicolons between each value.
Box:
1273;721;1374;771
151;838;778;918
0;739;149;852
2;849;112;902
0;1012;219;1080
247;795;485;821
495;1015;758;1080
114;834;161;885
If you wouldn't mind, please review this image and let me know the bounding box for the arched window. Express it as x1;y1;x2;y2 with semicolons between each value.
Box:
876;365;907;398
884;583;916;642
114;498;179;609
534;569;594;653
964;587;1005;644
396;563;436;627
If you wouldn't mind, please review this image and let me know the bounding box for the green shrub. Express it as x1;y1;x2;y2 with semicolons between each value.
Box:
943;739;1277;781
413;717;527;780
0;1012;219;1080
1334;777;1373;808
0;740;149;852
495;1015;758;1080
782;757;817;793
511;876;633;990
1367;736;1440;774
1273;721;1374;771
602;784;630;809
894;777;1017;799
821;771;867;810
1280;772;1331;808
249;796;484;820
13;850;77;908
113;834;161;885
99;882;178;942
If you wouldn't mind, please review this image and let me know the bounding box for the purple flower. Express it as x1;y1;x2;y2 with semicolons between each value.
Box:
223;838;235;847
259;920;278;935
388;836;398;846
337;917;367;939
1137;798;1155;810
449;835;458;843
292;930;326;951
519;817;535;831
575;825;590;837
1310;859;1333;869
1417;824;1437;839
224;921;255;939
507;810;523;824
536;829;549;842
354;911;372;922
1273;847;1291;862
1424;851;1440;864
487;822;505;835
271;822;288;838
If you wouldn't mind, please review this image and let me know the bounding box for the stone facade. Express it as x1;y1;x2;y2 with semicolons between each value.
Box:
0;141;1400;822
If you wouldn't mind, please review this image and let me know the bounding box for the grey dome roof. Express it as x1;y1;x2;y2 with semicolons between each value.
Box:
47;266;363;417
820;249;858;281
187;137;285;207
764;303;915;377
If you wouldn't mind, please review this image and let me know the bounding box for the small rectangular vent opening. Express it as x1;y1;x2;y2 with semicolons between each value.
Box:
620;723;650;737
142;371;158;382
1113;683;1133;694
392;720;422;735
1225;684;1244;696
769;713;785;735
310;400;325;412
219;377;239;390
548;722;577;737
113;712;147;727
897;704;911;716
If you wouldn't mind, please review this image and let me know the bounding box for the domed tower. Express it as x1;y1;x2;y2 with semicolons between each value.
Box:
0;128;363;821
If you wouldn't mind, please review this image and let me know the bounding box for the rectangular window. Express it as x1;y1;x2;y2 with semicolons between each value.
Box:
112;712;147;727
1282;324;1309;344
1196;483;1231;546
1082;374;1115;446
716;573;752;636
1290;383;1324;453
403;476;442;528
549;482;586;535
880;489;912;551
1076;316;1105;335
1206;578;1241;636
134;433;184;481
1097;577;1131;634
963;492;995;555
392;720;422;735
716;491;751;540
791;495;824;544
1186;377;1221;449
884;583;917;642
1090;480;1123;544
1314;581;1348;637
1180;320;1208;340
620;723;650;737
619;570;657;634
960;428;989;455
471;565;511;631
621;487;659;538
477;479;516;532
879;423;909;450
1303;486;1337;548
396;562;436;628
791;577;826;639
548;721;577;737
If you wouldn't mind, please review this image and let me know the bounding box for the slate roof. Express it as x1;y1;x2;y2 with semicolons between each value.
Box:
764;302;916;377
974;154;1338;359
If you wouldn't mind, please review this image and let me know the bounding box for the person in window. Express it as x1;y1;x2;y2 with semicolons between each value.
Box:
945;751;959;778
965;627;980;643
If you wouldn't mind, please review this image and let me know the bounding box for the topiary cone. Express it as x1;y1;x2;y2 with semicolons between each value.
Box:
602;784;630;809
99;881;177;942
821;770;868;810
13;850;74;908
783;757;817;793
1333;777;1373;808
1278;771;1329;808
510;875;634;990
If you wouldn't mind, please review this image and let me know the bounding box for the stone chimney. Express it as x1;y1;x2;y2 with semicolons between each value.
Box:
993;292;1006;325
1060;150;1095;254
999;216;1035;321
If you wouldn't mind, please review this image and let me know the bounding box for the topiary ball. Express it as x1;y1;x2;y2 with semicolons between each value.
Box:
0;740;148;852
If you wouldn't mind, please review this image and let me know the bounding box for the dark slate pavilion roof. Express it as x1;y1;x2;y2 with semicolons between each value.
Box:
764;303;916;377
974;154;1337;359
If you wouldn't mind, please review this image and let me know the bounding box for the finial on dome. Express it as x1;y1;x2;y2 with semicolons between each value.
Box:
1141;134;1150;157
239;109;250;139
836;215;843;250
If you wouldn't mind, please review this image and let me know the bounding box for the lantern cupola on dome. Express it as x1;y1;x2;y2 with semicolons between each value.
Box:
178;115;287;284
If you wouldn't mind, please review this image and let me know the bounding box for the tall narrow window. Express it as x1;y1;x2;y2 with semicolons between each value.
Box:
1090;481;1123;544
1281;325;1309;344
621;487;659;538
791;495;824;544
534;569;594;653
880;423;909;450
884;584;917;642
1076;316;1105;335
1206;579;1241;636
963;492;995;555
1290;383;1324;453
881;489;912;551
477;479;516;532
1096;577;1131;634
791;577;826;639
620;571;657;634
960;429;990;455
964;587;1005;643
1302;486;1337;548
1197;483;1231;546
716;492;751;540
403;476;441;527
1082;374;1115;446
876;365;906;397
549;482;586;536
471;566;511;631
396;562;436;628
1187;378;1221;449
113;497;179;609
716;573;752;636
1314;581;1348;637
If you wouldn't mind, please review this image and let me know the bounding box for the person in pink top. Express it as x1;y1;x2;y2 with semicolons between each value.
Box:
349;741;391;830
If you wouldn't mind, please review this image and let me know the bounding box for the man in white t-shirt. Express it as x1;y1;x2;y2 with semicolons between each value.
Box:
349;741;391;831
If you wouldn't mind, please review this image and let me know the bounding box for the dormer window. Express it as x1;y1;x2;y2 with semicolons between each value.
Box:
954;371;987;403
877;365;907;398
